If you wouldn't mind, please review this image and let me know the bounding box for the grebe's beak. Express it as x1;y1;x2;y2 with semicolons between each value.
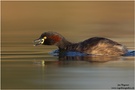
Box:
33;38;44;46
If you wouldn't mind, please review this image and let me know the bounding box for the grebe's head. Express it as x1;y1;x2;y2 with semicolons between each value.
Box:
34;31;63;46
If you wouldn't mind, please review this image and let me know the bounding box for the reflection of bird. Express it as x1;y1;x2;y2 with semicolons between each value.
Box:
34;31;127;56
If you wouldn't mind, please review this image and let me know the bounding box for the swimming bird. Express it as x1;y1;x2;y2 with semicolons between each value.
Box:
34;31;128;56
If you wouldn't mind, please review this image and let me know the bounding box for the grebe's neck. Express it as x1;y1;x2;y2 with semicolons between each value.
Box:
56;38;72;50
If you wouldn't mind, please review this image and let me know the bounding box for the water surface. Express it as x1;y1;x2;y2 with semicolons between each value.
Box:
1;42;134;89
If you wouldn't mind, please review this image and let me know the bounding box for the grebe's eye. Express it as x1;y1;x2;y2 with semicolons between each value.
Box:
44;36;47;39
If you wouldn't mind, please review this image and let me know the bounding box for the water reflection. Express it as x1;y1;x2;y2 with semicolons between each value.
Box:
32;55;121;68
59;55;120;62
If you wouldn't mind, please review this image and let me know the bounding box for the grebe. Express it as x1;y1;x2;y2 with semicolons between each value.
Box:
34;31;128;56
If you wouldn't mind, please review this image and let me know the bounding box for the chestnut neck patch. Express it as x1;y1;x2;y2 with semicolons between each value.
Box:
49;35;62;42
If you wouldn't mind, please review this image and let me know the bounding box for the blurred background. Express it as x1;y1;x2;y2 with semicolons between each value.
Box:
2;1;134;47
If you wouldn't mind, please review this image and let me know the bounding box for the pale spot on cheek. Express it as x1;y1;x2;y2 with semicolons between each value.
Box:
41;39;45;44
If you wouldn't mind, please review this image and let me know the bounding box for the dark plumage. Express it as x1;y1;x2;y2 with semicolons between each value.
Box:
34;31;128;56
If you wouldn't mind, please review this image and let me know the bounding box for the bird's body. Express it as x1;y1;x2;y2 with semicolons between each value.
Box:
34;31;128;56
